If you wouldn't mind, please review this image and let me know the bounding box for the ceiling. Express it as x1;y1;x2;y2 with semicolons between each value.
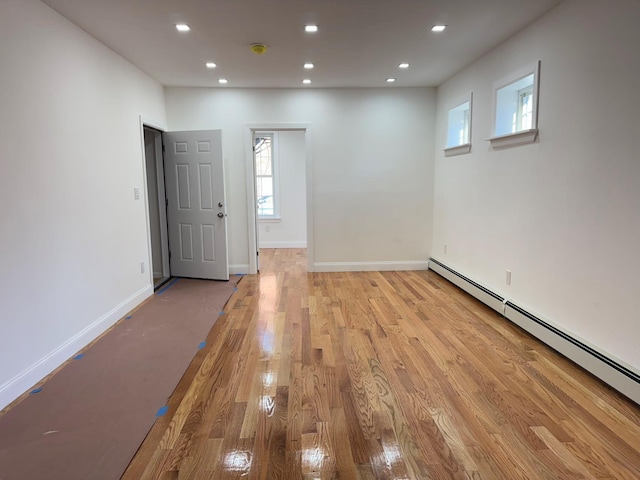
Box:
41;0;564;88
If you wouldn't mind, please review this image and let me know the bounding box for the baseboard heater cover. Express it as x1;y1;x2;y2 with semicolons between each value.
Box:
428;258;505;313
428;257;640;405
504;302;640;404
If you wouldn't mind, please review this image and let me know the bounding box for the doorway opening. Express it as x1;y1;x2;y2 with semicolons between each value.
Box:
142;121;229;287
143;126;170;290
246;125;313;274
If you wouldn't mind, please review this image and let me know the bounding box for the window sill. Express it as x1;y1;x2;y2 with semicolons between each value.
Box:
258;217;281;223
444;143;472;157
488;129;538;149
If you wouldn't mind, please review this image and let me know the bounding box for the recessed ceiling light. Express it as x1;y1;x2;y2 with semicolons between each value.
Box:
175;24;190;32
205;62;217;69
218;78;228;84
398;63;410;69
431;25;447;32
305;25;318;33
386;78;396;83
303;63;314;69
303;79;312;84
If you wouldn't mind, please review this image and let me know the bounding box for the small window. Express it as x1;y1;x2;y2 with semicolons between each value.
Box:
495;73;535;136
254;133;278;218
444;94;472;156
490;61;540;148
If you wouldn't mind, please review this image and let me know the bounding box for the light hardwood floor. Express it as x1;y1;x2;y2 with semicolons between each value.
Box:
123;248;640;479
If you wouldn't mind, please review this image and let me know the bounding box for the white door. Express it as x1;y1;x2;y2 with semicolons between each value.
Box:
164;130;228;280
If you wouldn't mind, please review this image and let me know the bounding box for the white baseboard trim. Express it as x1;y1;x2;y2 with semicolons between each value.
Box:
229;264;250;275
259;241;307;249
0;285;153;411
429;257;640;405
314;260;429;273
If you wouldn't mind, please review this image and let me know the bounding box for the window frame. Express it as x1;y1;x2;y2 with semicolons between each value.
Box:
489;60;540;148
254;131;280;220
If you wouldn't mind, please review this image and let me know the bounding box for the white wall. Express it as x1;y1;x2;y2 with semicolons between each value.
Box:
0;0;166;409
433;0;640;370
258;130;307;249
165;88;436;271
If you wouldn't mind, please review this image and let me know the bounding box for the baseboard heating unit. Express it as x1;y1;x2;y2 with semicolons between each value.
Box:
428;257;640;405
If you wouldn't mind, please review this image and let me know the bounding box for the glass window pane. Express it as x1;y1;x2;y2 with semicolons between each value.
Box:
258;196;274;216
257;177;273;197
255;136;272;176
257;176;274;216
447;101;470;147
519;91;533;130
254;133;277;217
495;73;534;135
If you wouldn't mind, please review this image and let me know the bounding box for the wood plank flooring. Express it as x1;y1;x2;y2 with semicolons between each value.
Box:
123;248;640;479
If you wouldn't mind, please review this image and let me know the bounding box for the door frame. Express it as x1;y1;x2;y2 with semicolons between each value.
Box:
139;115;170;284
244;123;314;273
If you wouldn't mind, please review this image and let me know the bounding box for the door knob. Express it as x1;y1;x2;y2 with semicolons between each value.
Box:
217;212;224;218
218;202;224;208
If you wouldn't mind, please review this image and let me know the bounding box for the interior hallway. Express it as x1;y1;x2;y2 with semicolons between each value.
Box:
123;248;640;479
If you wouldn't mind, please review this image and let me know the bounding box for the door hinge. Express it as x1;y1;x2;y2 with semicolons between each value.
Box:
169;250;172;259
162;144;166;153
165;198;169;208
256;251;259;256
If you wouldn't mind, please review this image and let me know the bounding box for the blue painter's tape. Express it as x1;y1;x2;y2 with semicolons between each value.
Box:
157;278;179;295
198;341;206;349
73;354;84;360
236;273;247;276
219;311;224;315
30;388;42;394
125;315;132;320
233;287;238;292
156;405;169;417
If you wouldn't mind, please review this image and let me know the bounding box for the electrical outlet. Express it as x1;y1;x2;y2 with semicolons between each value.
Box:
444;244;448;254
265;225;270;233
134;187;141;200
506;270;512;285
140;261;145;274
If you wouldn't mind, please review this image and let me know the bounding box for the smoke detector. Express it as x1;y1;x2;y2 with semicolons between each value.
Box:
250;43;267;55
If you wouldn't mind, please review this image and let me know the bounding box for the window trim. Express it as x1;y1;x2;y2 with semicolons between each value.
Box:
489;60;540;148
254;131;280;219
